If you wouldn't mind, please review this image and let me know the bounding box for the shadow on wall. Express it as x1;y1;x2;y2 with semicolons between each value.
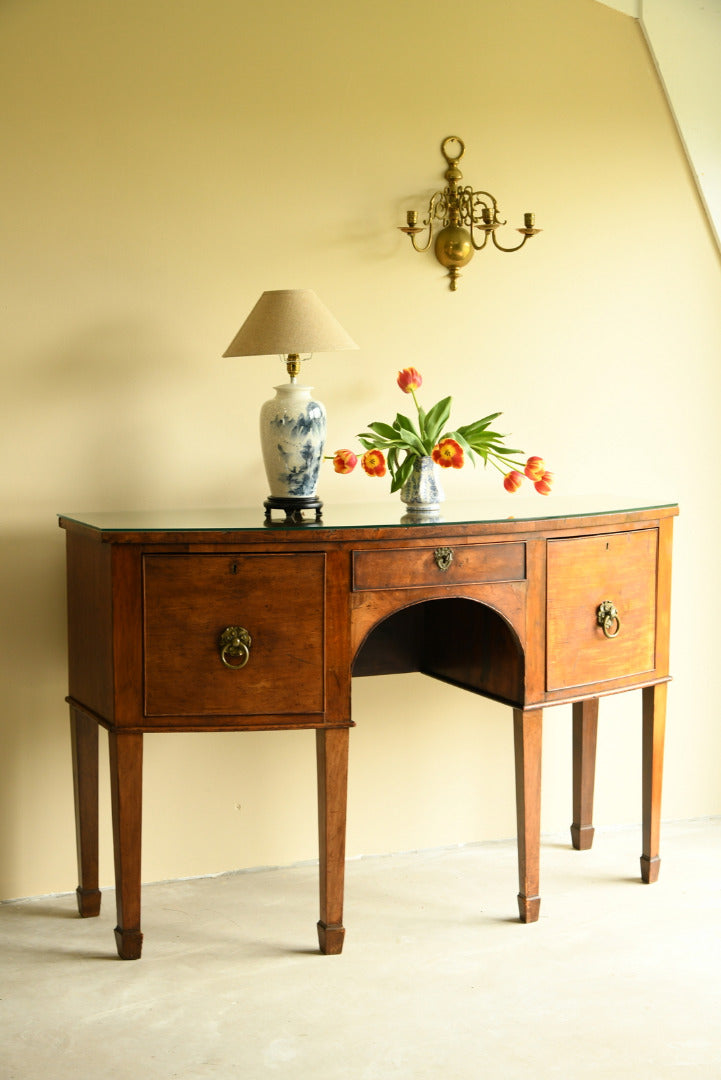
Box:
0;529;72;899
1;317;187;899
0;310;274;898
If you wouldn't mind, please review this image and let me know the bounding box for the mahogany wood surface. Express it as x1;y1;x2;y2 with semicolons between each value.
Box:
60;504;677;959
513;709;543;923
571;698;600;851
352;541;526;591
143;553;325;719
546;529;657;691
316;728;349;954
70;707;101;918
109;731;144;960
641;682;667;883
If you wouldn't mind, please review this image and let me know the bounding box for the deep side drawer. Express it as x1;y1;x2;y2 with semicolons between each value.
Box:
143;553;325;718
546;529;657;691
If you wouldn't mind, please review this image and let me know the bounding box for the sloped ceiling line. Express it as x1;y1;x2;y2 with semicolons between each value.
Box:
596;0;721;252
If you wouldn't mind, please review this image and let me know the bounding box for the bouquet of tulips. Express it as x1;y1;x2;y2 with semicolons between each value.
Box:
328;367;553;495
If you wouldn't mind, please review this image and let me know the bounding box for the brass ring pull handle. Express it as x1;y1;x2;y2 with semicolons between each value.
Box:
597;601;621;639
433;546;454;572
219;626;252;669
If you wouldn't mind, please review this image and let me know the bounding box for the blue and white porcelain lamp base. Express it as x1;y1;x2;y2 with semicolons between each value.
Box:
260;382;327;523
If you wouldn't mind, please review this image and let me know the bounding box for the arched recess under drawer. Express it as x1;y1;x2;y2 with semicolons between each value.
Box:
352;596;525;708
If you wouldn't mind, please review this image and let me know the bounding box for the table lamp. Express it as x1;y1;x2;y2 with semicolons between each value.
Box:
223;289;358;522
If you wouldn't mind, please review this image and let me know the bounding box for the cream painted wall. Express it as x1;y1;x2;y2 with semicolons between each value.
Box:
1;0;720;901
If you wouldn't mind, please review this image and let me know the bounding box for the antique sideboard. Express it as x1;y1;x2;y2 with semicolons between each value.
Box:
59;497;677;959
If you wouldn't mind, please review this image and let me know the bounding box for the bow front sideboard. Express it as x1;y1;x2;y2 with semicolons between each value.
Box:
59;498;677;959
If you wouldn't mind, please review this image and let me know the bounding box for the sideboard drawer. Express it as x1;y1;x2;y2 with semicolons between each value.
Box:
546;530;657;691
352;542;526;591
143;553;325;718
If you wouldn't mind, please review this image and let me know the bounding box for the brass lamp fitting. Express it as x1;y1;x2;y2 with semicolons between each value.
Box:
285;353;302;380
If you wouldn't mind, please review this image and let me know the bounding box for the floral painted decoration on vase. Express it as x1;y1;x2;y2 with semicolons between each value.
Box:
260;384;327;498
327;368;553;496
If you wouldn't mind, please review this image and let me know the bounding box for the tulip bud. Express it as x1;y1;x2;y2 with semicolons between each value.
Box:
524;456;545;481
534;471;554;495
503;470;524;493
332;449;358;474
397;367;423;394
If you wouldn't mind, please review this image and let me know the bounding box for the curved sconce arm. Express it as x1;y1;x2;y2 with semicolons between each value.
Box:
399;192;444;252
467;190;501;251
400;217;433;253
491;213;542;253
469;222;492;252
469;189;501;223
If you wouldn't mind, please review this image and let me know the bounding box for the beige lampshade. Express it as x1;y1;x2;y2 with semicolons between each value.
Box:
223;289;358;357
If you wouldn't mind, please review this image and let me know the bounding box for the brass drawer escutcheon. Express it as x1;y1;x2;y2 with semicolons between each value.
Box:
433;546;454;572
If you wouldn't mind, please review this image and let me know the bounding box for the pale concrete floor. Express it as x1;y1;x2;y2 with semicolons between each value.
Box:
2;819;720;1079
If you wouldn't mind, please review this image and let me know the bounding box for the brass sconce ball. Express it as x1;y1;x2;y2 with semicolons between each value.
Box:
434;223;474;274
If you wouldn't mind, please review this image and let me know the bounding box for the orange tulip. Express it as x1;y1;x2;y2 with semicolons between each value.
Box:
524;456;545;481
432;438;464;469
361;449;387;477
397;367;423;394
503;470;524;493
331;449;358;474
534;471;554;495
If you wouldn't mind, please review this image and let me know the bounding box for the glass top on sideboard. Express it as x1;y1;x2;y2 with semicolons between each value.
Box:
59;495;678;534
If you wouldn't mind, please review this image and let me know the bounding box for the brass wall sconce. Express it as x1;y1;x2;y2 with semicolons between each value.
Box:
399;136;541;291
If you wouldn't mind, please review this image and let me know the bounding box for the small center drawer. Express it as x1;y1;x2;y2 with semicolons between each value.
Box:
143;553;325;718
352;542;526;591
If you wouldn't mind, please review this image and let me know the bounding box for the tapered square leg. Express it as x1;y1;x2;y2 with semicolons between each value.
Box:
316;727;349;954
571;698;599;851
70;707;102;918
108;731;144;959
514;708;542;923
641;683;666;883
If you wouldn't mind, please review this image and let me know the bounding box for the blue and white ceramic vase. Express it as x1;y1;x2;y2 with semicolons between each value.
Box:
260;384;327;501
400;455;445;514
